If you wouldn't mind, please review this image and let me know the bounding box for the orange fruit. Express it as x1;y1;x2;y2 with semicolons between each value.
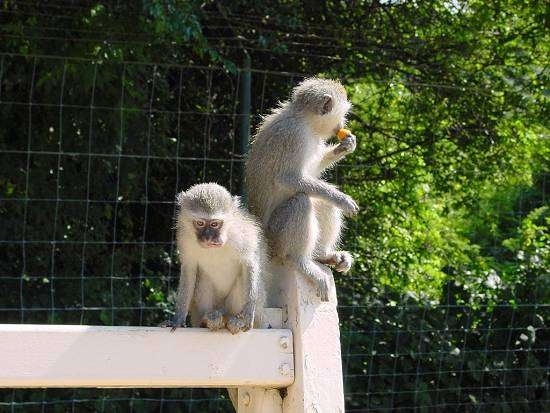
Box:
336;128;352;141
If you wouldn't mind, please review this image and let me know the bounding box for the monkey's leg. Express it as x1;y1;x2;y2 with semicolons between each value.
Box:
267;193;329;301
286;256;330;302
313;199;353;273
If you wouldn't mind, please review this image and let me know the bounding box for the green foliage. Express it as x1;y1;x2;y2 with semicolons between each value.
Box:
0;0;548;411
342;296;549;411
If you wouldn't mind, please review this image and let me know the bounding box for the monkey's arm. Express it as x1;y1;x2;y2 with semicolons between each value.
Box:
227;259;260;334
319;135;357;172
171;261;197;330
242;259;260;323
277;174;359;216
319;143;346;171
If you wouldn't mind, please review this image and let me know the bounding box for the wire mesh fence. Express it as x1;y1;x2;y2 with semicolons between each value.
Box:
1;2;549;412
1;50;547;413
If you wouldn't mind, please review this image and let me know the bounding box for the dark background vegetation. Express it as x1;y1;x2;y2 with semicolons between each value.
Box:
0;1;548;411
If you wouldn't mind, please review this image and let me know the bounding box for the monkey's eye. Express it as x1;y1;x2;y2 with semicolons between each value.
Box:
210;220;222;229
195;220;205;228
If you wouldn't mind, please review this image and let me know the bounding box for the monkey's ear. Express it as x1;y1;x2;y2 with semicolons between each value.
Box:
232;195;242;209
321;94;333;115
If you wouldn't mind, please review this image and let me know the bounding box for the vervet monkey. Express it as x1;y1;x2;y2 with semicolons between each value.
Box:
164;183;266;334
245;78;358;302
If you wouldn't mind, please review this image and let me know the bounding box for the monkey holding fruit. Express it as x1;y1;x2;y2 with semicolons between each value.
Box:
246;78;359;301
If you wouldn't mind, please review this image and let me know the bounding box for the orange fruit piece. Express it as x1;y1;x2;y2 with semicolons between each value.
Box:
336;128;352;141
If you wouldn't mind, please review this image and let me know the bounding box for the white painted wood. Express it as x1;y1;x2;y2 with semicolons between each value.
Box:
233;308;285;413
0;324;293;388
237;387;282;413
259;307;283;329
273;262;345;413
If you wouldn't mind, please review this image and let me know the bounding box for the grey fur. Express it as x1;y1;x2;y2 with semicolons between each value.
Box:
245;78;358;301
166;183;267;334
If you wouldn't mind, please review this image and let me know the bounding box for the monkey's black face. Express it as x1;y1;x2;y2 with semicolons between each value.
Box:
193;219;226;248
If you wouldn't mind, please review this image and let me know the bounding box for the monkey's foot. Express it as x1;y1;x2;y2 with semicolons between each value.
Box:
314;276;329;302
203;310;225;331
226;314;251;334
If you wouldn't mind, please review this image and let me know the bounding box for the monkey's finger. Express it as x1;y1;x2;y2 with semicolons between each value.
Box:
227;317;246;334
343;134;356;144
342;135;357;150
343;207;359;218
160;319;177;329
316;280;330;302
335;262;352;273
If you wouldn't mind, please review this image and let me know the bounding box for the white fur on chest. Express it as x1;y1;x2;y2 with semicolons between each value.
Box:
303;138;326;178
195;246;242;296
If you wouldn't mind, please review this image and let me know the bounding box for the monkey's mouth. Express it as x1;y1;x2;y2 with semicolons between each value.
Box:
200;240;224;248
333;123;345;134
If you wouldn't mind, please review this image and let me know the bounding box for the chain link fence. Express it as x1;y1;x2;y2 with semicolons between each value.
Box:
0;4;548;412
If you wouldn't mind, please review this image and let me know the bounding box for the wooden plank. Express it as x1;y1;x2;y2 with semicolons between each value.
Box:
0;325;293;388
258;307;283;329
272;262;345;413
237;387;283;413
230;309;285;412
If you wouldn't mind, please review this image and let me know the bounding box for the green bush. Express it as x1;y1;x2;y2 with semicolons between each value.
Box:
0;1;548;411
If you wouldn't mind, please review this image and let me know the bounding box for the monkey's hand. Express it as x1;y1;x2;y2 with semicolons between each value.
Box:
227;315;248;335
203;310;226;331
315;276;330;302
336;193;359;217
318;251;354;273
159;317;186;332
335;251;353;273
334;134;356;156
227;309;254;334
